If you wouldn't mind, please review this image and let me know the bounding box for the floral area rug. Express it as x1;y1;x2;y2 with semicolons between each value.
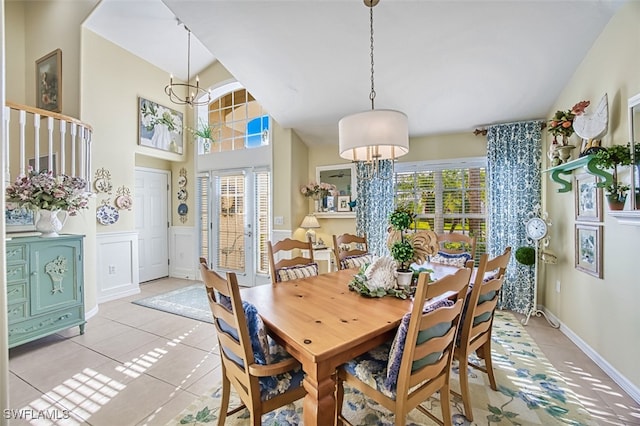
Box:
132;284;212;324
169;311;596;425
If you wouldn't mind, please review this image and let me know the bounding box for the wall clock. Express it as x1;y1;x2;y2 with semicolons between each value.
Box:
525;217;548;241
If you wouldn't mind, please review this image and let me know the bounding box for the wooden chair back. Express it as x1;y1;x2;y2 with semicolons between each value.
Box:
336;267;471;426
435;232;477;260
267;238;315;284
333;233;369;270
454;246;512;421
200;264;305;424
395;267;471;424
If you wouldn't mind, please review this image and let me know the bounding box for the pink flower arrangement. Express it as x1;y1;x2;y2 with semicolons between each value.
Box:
6;167;90;215
300;181;337;199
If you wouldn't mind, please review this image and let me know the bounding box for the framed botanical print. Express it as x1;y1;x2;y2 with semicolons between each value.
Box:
36;49;62;112
138;97;184;154
574;173;602;222
575;223;603;278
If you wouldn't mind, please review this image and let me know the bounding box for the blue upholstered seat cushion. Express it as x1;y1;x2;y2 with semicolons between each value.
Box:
341;254;374;270
216;300;304;400
429;251;472;267
276;263;319;282
342;298;454;399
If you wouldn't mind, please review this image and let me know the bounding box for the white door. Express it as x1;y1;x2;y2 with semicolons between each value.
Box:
135;168;169;282
210;168;270;286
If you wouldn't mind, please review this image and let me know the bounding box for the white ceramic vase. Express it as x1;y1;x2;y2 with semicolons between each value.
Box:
35;209;68;238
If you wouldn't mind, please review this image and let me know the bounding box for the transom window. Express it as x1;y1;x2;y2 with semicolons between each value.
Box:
201;88;270;153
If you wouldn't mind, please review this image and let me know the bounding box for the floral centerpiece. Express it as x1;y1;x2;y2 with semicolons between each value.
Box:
548;100;590;144
300;181;337;199
6;168;90;215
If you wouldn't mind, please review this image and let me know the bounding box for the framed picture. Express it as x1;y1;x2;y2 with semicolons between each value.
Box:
337;195;351;212
5;204;36;232
575;223;603;278
138;97;184;154
574;173;602;222
28;153;58;174
36;49;62;112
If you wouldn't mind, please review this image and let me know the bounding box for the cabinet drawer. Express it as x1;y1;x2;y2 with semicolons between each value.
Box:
6;263;27;283
6;245;27;263
7;301;28;324
7;282;28;303
8;305;84;346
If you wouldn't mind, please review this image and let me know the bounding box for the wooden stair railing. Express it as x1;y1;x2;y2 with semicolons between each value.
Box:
4;101;93;188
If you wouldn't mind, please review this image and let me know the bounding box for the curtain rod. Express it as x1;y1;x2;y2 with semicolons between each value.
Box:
473;119;546;136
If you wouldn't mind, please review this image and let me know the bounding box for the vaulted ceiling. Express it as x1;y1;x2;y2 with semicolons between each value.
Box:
85;0;625;146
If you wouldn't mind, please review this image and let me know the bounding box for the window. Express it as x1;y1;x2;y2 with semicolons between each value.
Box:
204;88;270;153
395;159;487;260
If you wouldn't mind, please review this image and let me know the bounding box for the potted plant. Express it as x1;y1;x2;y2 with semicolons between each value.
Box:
593;144;632;210
389;206;415;288
515;246;536;267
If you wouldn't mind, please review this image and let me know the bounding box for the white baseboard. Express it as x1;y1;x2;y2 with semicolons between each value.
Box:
85;305;99;321
542;307;640;404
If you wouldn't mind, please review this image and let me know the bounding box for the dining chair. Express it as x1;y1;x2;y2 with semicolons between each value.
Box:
430;232;477;267
267;238;318;284
333;233;373;270
453;246;511;421
200;263;306;425
336;267;472;426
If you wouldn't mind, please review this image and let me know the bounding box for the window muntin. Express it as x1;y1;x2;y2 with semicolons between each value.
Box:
204;88;270;153
395;161;487;260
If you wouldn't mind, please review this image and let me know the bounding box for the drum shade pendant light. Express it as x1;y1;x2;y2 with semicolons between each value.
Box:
165;23;212;107
338;0;409;180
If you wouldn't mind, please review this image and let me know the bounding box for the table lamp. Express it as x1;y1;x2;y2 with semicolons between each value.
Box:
300;214;321;244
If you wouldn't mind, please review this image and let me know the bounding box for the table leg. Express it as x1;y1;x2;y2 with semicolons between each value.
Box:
302;365;336;426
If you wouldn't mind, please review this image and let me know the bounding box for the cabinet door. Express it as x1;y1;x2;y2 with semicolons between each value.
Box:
29;239;82;316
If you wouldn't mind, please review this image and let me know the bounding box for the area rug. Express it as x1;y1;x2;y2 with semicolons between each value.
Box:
132;284;212;323
169;311;597;425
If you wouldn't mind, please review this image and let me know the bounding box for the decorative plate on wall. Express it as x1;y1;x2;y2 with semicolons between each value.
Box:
177;175;187;187
94;178;113;194
97;204;119;225
178;203;188;216
115;194;133;210
177;188;188;201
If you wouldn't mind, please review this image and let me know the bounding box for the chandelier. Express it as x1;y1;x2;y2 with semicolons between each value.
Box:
338;0;409;180
165;23;212;107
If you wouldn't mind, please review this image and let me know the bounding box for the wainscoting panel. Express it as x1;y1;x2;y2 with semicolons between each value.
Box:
170;226;197;280
96;231;139;303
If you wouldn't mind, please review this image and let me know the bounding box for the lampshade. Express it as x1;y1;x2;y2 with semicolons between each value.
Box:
300;214;321;229
338;109;409;162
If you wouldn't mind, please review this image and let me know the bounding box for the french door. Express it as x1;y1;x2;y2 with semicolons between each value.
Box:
210;168;270;286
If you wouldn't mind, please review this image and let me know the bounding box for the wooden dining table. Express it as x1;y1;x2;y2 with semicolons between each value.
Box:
241;262;461;426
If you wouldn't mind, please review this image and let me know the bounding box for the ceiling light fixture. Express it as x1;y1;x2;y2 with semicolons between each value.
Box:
165;23;211;107
338;0;409;180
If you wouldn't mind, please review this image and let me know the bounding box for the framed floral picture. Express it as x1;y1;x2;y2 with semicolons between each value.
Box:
36;49;62;112
574;173;602;222
575;223;603;278
138;97;184;154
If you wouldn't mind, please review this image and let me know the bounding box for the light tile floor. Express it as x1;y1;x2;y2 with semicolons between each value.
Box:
7;277;640;425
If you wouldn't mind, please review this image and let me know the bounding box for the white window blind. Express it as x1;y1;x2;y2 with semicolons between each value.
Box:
254;171;270;274
197;174;209;260
395;159;487;259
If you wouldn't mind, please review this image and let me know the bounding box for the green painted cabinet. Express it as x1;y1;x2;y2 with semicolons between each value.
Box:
6;234;85;348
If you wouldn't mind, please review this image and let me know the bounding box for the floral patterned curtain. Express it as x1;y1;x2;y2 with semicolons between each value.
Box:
356;161;394;257
487;121;543;313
